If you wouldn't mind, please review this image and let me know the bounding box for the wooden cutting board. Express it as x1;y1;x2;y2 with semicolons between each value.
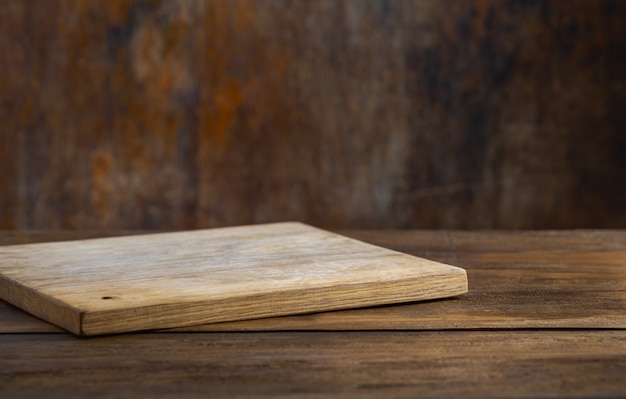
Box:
0;222;467;336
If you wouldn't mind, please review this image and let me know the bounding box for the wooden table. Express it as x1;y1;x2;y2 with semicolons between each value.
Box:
1;230;625;398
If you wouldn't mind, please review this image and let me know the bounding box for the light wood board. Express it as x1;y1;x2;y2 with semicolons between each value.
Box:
0;222;467;336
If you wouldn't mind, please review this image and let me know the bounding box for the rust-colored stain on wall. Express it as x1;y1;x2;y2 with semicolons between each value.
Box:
1;0;625;229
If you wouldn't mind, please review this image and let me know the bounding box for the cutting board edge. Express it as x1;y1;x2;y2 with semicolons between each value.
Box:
0;222;469;336
78;268;468;336
0;273;82;335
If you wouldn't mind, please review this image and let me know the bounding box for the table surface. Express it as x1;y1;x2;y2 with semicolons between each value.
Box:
1;229;625;398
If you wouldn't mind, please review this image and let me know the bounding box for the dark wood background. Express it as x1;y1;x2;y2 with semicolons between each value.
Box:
1;0;624;230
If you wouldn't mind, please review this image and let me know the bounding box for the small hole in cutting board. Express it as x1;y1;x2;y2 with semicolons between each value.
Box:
101;296;114;300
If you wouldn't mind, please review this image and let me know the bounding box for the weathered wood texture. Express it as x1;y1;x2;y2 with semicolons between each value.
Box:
1;230;625;398
1;230;624;333
0;223;466;335
1;331;625;398
1;1;625;229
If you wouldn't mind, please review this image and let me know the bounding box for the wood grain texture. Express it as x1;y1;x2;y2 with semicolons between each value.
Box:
1;331;625;398
0;223;467;335
1;230;624;398
1;229;623;333
1;1;625;230
173;229;626;331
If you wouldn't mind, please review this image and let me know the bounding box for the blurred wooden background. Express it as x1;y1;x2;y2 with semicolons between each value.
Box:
1;0;624;230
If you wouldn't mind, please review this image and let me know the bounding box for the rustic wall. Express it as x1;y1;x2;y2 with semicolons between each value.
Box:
1;0;624;229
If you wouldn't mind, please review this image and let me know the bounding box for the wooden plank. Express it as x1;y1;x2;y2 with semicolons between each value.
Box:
0;223;467;336
0;300;63;333
2;230;624;333
450;230;626;252
1;331;624;398
4;259;624;333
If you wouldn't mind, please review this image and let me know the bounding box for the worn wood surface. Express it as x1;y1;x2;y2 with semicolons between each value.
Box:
0;223;466;335
1;331;625;398
0;230;624;398
1;230;624;333
1;1;625;230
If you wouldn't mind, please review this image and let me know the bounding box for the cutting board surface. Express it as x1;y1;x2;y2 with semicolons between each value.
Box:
0;222;467;336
